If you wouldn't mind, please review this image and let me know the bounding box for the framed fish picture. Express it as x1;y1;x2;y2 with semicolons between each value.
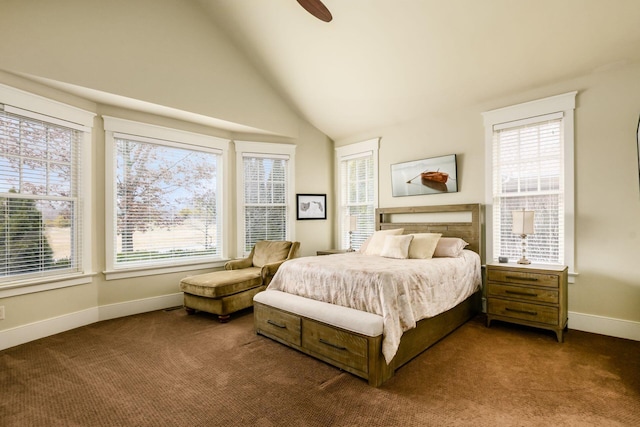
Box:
391;154;458;197
296;194;327;220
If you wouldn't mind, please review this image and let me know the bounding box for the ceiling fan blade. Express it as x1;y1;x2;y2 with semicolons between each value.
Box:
297;0;333;22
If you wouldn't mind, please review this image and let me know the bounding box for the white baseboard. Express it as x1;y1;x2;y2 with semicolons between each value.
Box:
0;307;99;351
3;299;637;351
98;293;184;321
0;293;184;351
569;311;640;341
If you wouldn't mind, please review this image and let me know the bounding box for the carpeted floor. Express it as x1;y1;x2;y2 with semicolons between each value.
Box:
1;307;639;426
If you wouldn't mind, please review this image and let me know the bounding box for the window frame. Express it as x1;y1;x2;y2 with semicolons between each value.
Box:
235;141;296;258
335;138;379;251
483;92;577;279
0;84;95;297
103;116;230;280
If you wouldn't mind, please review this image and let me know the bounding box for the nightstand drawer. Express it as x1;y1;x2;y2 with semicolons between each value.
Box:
302;319;368;373
488;298;559;326
254;304;301;346
488;269;559;288
487;282;558;304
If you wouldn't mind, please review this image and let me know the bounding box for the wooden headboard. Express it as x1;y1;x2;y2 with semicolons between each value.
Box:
375;204;482;257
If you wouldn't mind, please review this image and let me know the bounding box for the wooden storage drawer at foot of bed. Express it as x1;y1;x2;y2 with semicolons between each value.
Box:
254;303;301;346
488;298;559;326
302;319;369;373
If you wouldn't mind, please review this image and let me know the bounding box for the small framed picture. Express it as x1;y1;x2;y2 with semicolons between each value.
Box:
296;194;326;220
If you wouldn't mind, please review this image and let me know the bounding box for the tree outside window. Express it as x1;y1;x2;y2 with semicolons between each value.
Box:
114;138;220;265
0;112;80;281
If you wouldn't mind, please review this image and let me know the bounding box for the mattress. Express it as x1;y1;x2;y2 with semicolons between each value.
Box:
266;250;482;362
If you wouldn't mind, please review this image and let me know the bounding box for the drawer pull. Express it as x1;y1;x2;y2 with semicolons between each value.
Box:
319;338;347;351
506;307;538;316
505;290;538;297
506;275;539;282
267;319;287;329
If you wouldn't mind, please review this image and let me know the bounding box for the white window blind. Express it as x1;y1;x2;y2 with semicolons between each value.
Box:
113;135;221;267
340;151;375;250
242;153;288;253
0;107;83;282
492;116;564;264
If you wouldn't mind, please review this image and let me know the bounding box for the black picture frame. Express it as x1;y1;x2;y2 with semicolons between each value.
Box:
296;194;327;220
391;154;458;197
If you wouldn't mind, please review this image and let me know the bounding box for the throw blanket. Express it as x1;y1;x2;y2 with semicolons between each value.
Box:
267;250;482;363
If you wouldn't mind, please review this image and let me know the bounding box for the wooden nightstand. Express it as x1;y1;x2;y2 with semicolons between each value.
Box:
486;262;568;342
316;249;349;256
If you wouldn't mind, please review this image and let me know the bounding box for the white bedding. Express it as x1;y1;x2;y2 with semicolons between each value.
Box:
266;250;482;363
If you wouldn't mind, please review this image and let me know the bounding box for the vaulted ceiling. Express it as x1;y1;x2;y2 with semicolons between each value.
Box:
196;0;640;141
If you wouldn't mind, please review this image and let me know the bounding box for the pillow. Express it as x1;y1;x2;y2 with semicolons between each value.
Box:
363;228;404;256
380;234;414;259
433;237;469;258
358;235;372;253
408;233;442;259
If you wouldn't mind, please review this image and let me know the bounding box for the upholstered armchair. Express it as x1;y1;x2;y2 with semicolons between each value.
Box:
180;240;300;322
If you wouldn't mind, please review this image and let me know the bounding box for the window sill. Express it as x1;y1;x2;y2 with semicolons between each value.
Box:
103;259;229;281
0;273;97;298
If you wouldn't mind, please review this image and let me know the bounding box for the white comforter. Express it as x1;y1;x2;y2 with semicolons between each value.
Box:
266;250;482;363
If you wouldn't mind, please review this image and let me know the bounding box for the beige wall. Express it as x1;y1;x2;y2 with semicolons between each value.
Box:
1;0;638;340
336;61;640;326
0;0;298;137
0;71;333;331
0;1;333;333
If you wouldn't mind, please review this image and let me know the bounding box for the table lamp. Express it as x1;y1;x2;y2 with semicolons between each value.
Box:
512;209;534;265
347;215;358;252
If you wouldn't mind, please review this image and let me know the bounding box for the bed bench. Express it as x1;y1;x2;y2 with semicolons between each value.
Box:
254;289;392;385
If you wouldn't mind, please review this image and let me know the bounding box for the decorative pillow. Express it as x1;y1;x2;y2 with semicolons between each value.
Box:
433;237;469;258
408;233;442;259
363;228;404;256
380;234;414;259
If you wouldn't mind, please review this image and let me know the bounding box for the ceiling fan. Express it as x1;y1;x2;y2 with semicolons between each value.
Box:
297;0;333;22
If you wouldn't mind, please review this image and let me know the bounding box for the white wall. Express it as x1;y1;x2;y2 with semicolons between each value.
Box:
1;0;638;345
0;0;298;137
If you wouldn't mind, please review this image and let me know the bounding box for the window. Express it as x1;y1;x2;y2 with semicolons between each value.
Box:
483;92;576;274
336;138;379;251
104;117;228;279
235;141;295;257
0;84;94;293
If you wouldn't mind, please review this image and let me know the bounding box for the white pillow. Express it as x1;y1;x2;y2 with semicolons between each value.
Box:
363;228;404;256
380;234;414;259
408;233;442;259
433;237;469;257
358;235;372;253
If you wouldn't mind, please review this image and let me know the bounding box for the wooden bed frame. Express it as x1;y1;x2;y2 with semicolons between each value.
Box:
254;203;483;386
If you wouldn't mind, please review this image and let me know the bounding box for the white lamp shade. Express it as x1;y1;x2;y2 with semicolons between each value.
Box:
512;210;535;235
348;215;358;232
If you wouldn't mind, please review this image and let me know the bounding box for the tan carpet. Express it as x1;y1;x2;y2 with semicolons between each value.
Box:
1;307;639;426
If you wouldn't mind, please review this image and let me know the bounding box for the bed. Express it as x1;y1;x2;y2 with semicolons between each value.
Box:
253;203;483;386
